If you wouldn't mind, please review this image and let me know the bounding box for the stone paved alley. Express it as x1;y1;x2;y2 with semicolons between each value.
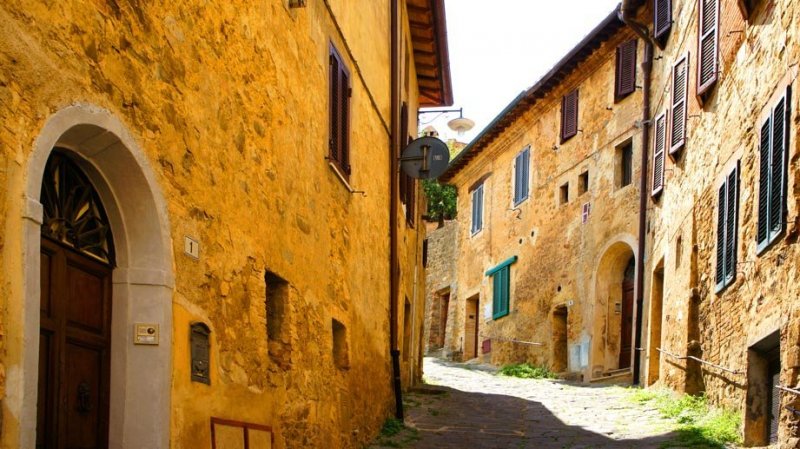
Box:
370;358;729;449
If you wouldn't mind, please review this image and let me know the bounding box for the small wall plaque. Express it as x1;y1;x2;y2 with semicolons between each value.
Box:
134;323;159;345
184;236;200;259
190;322;211;384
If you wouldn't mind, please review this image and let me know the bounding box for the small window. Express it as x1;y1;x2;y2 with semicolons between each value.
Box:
332;319;349;369
560;89;579;142
266;271;291;369
619;142;633;188
559;183;569;205
329;44;351;175
697;0;720;99
757;87;791;254
422;239;429;268
578;171;589;195
716;163;739;292
513;147;531;205
471;183;484;235
675;235;683;269
615;39;637;101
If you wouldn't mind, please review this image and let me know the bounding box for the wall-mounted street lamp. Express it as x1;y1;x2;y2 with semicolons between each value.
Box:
418;107;475;136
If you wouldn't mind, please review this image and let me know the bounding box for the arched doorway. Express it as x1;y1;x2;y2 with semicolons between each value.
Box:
618;258;635;369
38;151;116;448
8;104;174;449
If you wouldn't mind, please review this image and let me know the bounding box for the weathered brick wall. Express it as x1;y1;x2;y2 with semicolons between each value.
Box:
0;0;427;448
643;0;800;445
422;220;457;355
448;23;642;379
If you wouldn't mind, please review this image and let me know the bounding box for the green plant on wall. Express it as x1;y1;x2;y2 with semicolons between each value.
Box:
422;179;457;225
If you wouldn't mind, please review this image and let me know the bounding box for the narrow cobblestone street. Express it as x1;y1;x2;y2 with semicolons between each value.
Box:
370;358;703;449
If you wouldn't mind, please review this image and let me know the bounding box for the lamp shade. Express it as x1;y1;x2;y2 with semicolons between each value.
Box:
447;117;475;134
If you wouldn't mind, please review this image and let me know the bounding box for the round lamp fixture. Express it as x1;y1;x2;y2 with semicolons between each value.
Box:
447;117;475;135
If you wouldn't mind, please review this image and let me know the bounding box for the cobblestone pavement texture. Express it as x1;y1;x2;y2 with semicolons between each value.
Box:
369;358;700;449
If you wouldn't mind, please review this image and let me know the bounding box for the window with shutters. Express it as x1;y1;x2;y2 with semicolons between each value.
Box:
471;183;484;235
561;89;579;142
329;44;351;176
670;54;690;156
757;88;791;254
486;256;516;320
615;39;637;101
652;112;667;197
513;146;530;205
654;0;673;44
716;163;739;293
697;0;720;98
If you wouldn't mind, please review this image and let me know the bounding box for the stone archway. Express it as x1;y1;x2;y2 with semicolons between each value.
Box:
590;239;636;378
8;104;173;448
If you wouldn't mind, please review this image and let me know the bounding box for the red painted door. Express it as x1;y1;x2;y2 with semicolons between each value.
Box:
38;237;112;449
619;279;634;369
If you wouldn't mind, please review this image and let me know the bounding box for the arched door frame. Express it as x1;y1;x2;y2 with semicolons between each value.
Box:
8;103;174;448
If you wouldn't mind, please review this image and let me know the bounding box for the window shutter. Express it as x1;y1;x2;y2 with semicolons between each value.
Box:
769;97;786;237
513;153;522;203
501;267;509;316
615;39;637;100
697;0;719;96
339;66;351;174
757;117;771;246
670;54;689;155
725;167;738;284
652;112;666;197
522;149;530;198
561;89;579;142
493;271;501;316
715;183;726;289
654;0;673;41
472;185;483;234
399;104;408;205
329;52;340;163
757;88;792;252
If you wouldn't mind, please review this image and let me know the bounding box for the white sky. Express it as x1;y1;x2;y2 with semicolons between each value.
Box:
422;0;621;144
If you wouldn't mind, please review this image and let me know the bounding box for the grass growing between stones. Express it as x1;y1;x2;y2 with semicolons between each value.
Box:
497;363;558;379
371;418;421;448
628;388;742;448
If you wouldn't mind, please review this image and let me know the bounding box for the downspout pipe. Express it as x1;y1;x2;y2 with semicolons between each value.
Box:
389;0;404;420
618;0;654;386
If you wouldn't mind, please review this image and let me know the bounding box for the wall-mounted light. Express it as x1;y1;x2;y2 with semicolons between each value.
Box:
418;107;475;136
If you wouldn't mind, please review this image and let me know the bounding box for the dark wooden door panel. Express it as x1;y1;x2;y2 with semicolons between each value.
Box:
41;251;53;318
66;262;107;336
64;341;105;449
37;331;55;449
619;281;634;369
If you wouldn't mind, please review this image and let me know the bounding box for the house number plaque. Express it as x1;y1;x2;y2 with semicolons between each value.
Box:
190;322;211;384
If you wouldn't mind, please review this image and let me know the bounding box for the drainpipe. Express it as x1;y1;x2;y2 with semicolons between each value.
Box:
389;0;404;420
618;0;654;386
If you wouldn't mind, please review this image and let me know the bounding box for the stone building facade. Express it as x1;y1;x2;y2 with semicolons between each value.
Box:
636;0;800;446
436;0;800;446
439;8;645;381
422;220;457;358
0;0;451;448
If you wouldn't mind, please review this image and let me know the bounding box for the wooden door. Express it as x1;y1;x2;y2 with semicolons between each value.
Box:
438;293;450;348
37;237;112;449
464;297;478;359
619;279;634;369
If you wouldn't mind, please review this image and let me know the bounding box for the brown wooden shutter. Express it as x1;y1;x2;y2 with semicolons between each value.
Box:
561;89;579;142
615;39;637;101
329;51;340;164
669;54;689;155
399;103;408;205
652;112;666;197
654;0;673;41
339;65;351;174
697;0;719;96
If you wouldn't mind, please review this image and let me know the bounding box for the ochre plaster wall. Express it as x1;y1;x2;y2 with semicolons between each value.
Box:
0;0;428;447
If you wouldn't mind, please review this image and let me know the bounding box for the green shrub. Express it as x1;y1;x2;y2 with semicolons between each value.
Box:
379;418;405;438
497;363;558;379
